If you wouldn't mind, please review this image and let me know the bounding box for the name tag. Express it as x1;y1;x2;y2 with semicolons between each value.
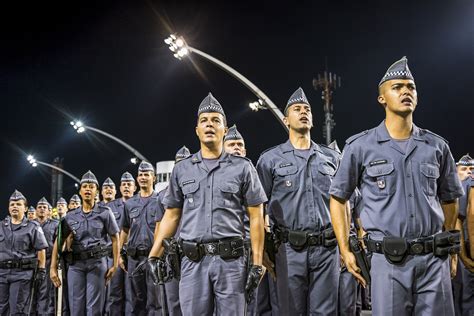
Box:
369;159;388;166
279;163;293;168
182;179;195;186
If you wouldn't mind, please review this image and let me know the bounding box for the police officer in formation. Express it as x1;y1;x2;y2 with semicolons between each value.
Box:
68;194;81;210
120;161;162;315
57;197;68;218
0;190;48;315
27;205;36;221
454;154;474;315
50;170;120;316
35;197;59;315
150;93;267;315
329;56;464;315
105;171;136;315
256;87;341;315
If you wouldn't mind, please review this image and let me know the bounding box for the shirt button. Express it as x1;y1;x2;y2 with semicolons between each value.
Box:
407;174;411;178
408;193;413;197
410;214;414;218
207;186;210;188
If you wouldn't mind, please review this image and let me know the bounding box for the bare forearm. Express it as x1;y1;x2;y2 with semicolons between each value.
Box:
149;208;181;258
119;229;129;250
468;188;474;242
111;234;119;268
37;249;46;268
248;205;265;266
441;200;458;230
330;195;350;254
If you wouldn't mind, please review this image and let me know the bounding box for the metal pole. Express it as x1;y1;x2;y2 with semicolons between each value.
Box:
35;161;81;183
187;47;288;132
84;126;150;162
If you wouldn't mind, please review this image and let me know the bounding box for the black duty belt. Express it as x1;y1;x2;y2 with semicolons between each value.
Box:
278;227;337;250
68;245;112;262
127;247;151;259
0;258;38;269
366;237;434;256
181;237;245;262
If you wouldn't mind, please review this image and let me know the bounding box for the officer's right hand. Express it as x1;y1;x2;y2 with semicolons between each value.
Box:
148;257;161;285
50;267;61;288
341;250;367;288
460;251;474;272
262;251;276;280
119;256;127;272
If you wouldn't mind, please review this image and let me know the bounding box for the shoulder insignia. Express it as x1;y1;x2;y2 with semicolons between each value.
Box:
422;129;448;144
258;144;280;159
346;130;369;144
176;155;193;164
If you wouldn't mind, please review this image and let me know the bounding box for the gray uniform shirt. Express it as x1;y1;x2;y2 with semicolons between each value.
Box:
39;218;59;257
0;216;48;261
329;121;464;239
459;177;473;243
122;192;160;250
63;204;119;252
163;151;267;242
256;140;340;231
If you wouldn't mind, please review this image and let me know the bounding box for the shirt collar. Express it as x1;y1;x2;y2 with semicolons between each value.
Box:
281;139;324;154
375;120;426;143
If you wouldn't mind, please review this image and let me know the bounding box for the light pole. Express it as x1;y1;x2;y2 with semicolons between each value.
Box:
27;155;80;183
164;34;288;132
70;121;149;163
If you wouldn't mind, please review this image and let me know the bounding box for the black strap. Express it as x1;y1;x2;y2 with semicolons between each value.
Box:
0;258;38;269
366;237;434;255
72;245;112;261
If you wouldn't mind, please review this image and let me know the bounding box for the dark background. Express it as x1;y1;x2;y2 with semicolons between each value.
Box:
1;0;473;217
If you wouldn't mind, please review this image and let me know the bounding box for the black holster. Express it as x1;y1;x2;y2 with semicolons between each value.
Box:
287;231;308;251
181;240;203;262
349;235;371;284
382;237;408;264
163;238;182;281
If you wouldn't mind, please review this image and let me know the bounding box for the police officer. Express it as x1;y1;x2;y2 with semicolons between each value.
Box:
329;57;464;315
101;177;117;205
0;190;48;315
50;171;120;316
119;161;162;315
105;172;136;315
57;197;68;218
35;197;59;315
149;93;267;315
455;155;474;315
55;197;70;316
151;146;191;316
27;206;36;221
256;87;341;315
68;194;81;211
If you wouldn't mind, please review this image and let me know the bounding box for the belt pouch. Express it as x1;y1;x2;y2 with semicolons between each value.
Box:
288;231;308;251
323;228;337;248
382;237;408;264
181;241;202;262
219;240;243;259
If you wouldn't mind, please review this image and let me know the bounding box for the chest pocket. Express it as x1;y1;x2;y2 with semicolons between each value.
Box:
182;182;200;208
90;220;104;238
365;162;396;196
274;165;298;192
129;208;140;225
217;183;241;207
420;163;440;197
69;221;82;237
0;230;4;243
315;163;336;192
113;211;121;221
14;235;30;251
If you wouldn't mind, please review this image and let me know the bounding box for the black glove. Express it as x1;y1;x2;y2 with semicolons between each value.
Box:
148;257;168;285
35;268;46;285
245;265;264;303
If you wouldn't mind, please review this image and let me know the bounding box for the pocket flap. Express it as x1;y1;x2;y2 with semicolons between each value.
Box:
318;163;336;176
366;163;394;177
420;163;440;179
182;181;199;195
219;183;239;194
275;166;298;176
90;221;104;229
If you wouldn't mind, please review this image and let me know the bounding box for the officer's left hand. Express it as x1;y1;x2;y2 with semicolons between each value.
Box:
262;252;275;280
450;254;458;279
245;265;265;303
35;268;47;284
105;266;117;284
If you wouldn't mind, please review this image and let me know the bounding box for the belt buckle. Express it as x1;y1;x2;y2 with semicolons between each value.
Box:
410;242;424;255
205;243;217;255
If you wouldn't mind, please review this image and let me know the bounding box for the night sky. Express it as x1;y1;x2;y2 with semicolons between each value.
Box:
1;1;473;217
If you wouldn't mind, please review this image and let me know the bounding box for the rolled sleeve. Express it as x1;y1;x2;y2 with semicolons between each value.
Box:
256;155;274;199
437;143;464;202
329;143;360;201
104;208;120;236
155;190;166;222
242;164;268;207
162;168;184;209
33;226;49;251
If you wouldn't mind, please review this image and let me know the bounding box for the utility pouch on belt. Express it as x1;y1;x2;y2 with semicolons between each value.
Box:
219;239;244;260
288;231;308;251
181;240;202;262
323;227;337;248
382;237;408;264
433;230;461;257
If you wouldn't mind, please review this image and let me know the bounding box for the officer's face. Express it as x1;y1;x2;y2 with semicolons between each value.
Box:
57;204;67;216
36;204;49;219
378;79;418;115
102;185;116;201
457;165;473;181
120;181;136;199
224;140;246;157
79;182;98;203
9;200;26;219
68;201;80;210
27;211;36;220
283;103;313;132
137;171;155;190
196;113;227;146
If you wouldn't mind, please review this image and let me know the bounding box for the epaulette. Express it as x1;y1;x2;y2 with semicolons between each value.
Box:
258;144;280;158
346;130;369;144
176;155;192;164
28;220;40;227
230;154;252;163
422;129;448;144
97;204;111;213
319;143;340;155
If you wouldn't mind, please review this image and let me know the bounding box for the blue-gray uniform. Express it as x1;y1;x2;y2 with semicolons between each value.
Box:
339;189;362;316
155;188;181;316
123;191;163;315
62;203;119;316
329;121;464;315
458;176;474;316
36;218;59;315
0;216;48;314
256;139;340;315
163;150;267;315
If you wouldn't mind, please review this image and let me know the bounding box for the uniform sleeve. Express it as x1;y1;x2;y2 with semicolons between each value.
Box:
458;178;472;219
242;163;268;207
329;143;362;201
155;190;166;222
162;167;184;209
437;143;464;201
122;201;131;229
255;154;274;199
60;217;72;239
104;208;120;236
32;225;49;251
